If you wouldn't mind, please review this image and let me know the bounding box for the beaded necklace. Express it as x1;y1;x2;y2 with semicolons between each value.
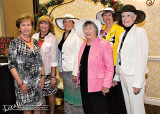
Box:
39;32;49;41
20;36;31;43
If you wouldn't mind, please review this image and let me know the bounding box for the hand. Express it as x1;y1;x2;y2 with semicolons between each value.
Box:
50;77;56;87
112;80;118;87
40;76;45;90
20;83;29;95
102;87;109;96
72;76;77;83
133;87;141;95
59;72;63;78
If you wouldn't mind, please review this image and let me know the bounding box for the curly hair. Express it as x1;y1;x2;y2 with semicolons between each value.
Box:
16;13;34;29
36;15;55;35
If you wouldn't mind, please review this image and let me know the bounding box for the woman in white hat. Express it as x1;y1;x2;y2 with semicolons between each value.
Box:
96;7;127;114
114;4;148;114
74;19;114;114
55;14;84;114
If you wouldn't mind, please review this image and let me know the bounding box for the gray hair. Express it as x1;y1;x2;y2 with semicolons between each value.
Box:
83;21;98;35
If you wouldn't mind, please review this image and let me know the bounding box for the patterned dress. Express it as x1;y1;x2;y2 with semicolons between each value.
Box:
8;38;43;110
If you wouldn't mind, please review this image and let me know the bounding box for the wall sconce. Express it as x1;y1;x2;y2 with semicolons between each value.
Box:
146;0;155;6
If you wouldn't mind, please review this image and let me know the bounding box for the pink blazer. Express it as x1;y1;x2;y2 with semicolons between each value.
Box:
77;37;114;92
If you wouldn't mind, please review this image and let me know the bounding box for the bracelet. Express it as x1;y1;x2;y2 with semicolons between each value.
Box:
51;77;55;78
18;82;24;87
41;74;45;77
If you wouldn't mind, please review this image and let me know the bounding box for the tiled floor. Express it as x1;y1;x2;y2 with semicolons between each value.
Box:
145;104;160;114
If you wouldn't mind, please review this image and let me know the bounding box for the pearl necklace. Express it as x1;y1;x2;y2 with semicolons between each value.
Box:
20;36;31;43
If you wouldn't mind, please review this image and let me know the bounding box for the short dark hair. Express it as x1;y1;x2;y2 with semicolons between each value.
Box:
102;11;116;21
83;21;98;35
102;11;113;16
63;19;75;24
16;13;34;29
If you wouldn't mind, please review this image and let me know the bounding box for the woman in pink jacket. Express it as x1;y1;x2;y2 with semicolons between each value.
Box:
74;19;114;114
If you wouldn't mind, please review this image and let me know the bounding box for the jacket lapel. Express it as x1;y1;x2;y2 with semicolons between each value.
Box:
78;41;87;66
107;23;117;40
62;29;75;49
123;25;136;48
118;25;137;52
88;38;100;62
78;37;100;66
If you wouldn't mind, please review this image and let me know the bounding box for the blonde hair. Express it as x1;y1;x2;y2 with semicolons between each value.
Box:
36;15;55;35
16;13;34;29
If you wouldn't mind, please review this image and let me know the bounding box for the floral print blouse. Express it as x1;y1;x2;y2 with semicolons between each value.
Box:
100;22;124;66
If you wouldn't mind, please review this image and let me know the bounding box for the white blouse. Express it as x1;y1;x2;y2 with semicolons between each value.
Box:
32;32;58;75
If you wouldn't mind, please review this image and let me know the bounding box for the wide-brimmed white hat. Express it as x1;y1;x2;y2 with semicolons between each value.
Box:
96;7;115;25
74;19;102;39
55;14;79;30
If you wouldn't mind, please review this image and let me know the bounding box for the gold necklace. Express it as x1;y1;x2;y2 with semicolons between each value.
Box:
39;37;44;41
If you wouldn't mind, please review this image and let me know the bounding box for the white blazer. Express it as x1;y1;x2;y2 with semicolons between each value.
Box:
58;29;84;76
114;25;148;88
32;33;58;75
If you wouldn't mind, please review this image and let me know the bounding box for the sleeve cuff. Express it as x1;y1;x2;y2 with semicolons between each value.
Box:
113;74;120;82
132;82;145;89
51;62;58;67
72;72;78;76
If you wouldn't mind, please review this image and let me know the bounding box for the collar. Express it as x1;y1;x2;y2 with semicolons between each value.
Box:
39;32;49;38
86;37;100;45
102;22;117;30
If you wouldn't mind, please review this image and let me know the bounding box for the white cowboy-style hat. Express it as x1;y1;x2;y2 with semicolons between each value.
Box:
74;19;102;39
96;7;115;25
55;14;79;30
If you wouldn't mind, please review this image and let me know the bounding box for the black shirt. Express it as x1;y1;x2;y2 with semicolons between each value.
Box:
58;30;71;51
80;45;90;89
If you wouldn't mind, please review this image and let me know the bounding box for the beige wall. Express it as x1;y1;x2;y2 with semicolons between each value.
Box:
0;0;6;37
4;0;34;38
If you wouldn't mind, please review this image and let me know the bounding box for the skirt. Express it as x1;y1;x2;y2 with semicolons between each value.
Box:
42;75;57;96
63;71;84;114
14;82;43;110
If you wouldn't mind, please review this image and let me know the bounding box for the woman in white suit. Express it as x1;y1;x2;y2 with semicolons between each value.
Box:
114;4;148;114
55;14;84;114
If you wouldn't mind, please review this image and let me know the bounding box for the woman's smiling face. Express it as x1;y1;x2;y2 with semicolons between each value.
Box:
121;12;137;27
